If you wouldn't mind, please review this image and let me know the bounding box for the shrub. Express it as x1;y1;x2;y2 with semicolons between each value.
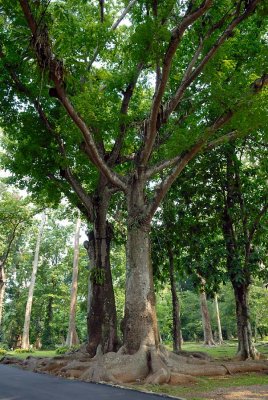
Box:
55;346;69;355
0;342;9;351
0;348;7;355
55;345;80;355
14;348;35;354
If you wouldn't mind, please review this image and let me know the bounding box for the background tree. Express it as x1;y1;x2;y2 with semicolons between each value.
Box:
22;211;46;349
0;185;31;332
66;213;81;347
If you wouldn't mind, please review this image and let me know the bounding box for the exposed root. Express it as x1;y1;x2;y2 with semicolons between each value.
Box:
174;349;213;361
1;346;268;386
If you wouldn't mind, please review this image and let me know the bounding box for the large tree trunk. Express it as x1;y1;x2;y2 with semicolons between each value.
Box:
232;281;257;360
199;289;215;346
66;214;81;347
0;264;5;330
214;294;223;344
123;182;159;354
168;248;182;352
22;212;46;349
84;189;118;357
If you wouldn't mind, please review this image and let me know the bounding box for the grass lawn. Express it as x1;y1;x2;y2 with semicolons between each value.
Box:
167;340;268;359
6;350;56;359
134;373;268;400
133;340;268;400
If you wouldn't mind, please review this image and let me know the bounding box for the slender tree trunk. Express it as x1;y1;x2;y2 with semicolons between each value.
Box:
123;182;159;354
66;214;81;347
232;281;257;360
200;289;215;346
84;188;118;356
0;264;5;330
168;247;182;352
214;294;223;344
21;212;46;349
42;295;54;348
222;145;258;359
257;327;263;340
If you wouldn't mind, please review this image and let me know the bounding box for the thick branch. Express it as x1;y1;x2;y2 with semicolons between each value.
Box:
1;50;95;220
0;221;22;268
108;62;144;165
145;108;235;221
61;169;94;221
140;0;213;165
248;202;268;245
19;0;126;191
47;173;92;220
163;0;261;122
206;130;238;150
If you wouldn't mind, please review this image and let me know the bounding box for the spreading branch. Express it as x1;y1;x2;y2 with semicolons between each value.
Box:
140;0;261;165
87;0;138;71
145;107;237;221
163;0;261;125
112;0;138;30
108;62;144;165
19;0;127;192
248;202;268;245
1;49;95;220
140;0;213;165
0;221;23;269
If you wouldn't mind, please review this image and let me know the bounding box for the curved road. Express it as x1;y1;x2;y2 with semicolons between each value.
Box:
0;365;180;400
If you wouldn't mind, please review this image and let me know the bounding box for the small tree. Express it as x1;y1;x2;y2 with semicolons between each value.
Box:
0;186;30;330
66;213;81;347
22;212;46;349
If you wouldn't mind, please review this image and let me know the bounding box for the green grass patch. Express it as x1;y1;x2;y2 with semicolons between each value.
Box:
167;340;268;360
133;373;268;400
6;350;56;359
181;341;238;359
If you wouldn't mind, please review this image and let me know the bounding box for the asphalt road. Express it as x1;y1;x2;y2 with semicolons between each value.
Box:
0;365;177;400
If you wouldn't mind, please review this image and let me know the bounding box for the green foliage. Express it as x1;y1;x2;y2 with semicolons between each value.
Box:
0;342;9;351
0;348;7;355
55;346;69;355
55;345;80;355
14;348;34;354
89;267;105;285
0;0;268;357
2;206;88;349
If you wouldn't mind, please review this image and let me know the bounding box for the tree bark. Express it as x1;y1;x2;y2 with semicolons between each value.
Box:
200;289;215;346
42;295;54;348
66;214;81;347
21;212;46;349
222;145;257;359
214;294;223;344
123;181;159;354
232;281;257;360
84;188;118;356
0;265;6;330
168;247;182;351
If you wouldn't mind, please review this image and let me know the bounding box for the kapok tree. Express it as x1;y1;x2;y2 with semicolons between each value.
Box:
1;0;268;372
